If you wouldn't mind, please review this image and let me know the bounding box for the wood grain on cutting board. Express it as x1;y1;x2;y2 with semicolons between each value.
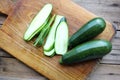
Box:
0;0;14;15
0;0;115;80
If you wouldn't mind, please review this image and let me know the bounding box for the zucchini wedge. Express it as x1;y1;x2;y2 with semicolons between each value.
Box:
43;15;64;51
33;14;56;47
44;49;55;57
23;4;53;41
55;17;69;55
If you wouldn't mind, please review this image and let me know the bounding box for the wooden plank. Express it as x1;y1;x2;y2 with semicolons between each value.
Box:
73;0;120;4
112;37;120;45
112;31;120;50
100;50;120;64
98;31;120;64
113;21;120;30
115;31;120;38
73;0;120;30
0;58;47;80
87;64;120;80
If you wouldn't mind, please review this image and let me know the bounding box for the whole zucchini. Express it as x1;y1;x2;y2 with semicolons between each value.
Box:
69;17;106;48
60;39;112;64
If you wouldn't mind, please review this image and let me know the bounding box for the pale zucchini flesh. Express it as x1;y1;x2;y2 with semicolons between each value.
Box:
25;17;50;41
23;4;52;41
33;14;56;47
43;15;64;51
44;49;55;57
55;18;68;55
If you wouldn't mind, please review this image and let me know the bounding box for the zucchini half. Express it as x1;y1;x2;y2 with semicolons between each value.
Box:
23;4;53;41
43;15;64;51
33;14;56;47
43;15;64;57
55;17;69;55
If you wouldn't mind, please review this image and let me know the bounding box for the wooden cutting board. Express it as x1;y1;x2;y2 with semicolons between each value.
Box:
0;0;115;80
0;0;14;15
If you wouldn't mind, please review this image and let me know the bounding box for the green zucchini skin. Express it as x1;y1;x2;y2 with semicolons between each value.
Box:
60;39;112;64
69;17;106;48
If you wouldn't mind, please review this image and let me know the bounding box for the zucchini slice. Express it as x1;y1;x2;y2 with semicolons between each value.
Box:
33;14;56;47
55;17;68;55
44;49;55;57
43;15;64;51
23;4;53;41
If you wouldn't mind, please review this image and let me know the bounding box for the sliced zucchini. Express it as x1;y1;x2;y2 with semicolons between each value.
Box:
55;17;69;55
44;49;55;57
43;15;64;51
23;4;53;41
33;14;56;47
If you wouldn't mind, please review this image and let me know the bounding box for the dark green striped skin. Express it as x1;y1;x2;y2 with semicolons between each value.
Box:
69;17;106;48
60;39;112;64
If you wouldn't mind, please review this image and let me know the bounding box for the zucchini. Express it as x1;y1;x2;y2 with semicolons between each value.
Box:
33;14;56;47
33;26;50;46
44;49;55;57
43;15;64;51
60;39;112;64
69;17;106;48
23;4;53;41
55;17;69;55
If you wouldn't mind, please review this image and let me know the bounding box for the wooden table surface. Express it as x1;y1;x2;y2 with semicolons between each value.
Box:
0;0;120;80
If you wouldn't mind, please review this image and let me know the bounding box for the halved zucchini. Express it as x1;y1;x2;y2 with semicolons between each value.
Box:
43;15;64;51
55;17;69;55
33;14;56;47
